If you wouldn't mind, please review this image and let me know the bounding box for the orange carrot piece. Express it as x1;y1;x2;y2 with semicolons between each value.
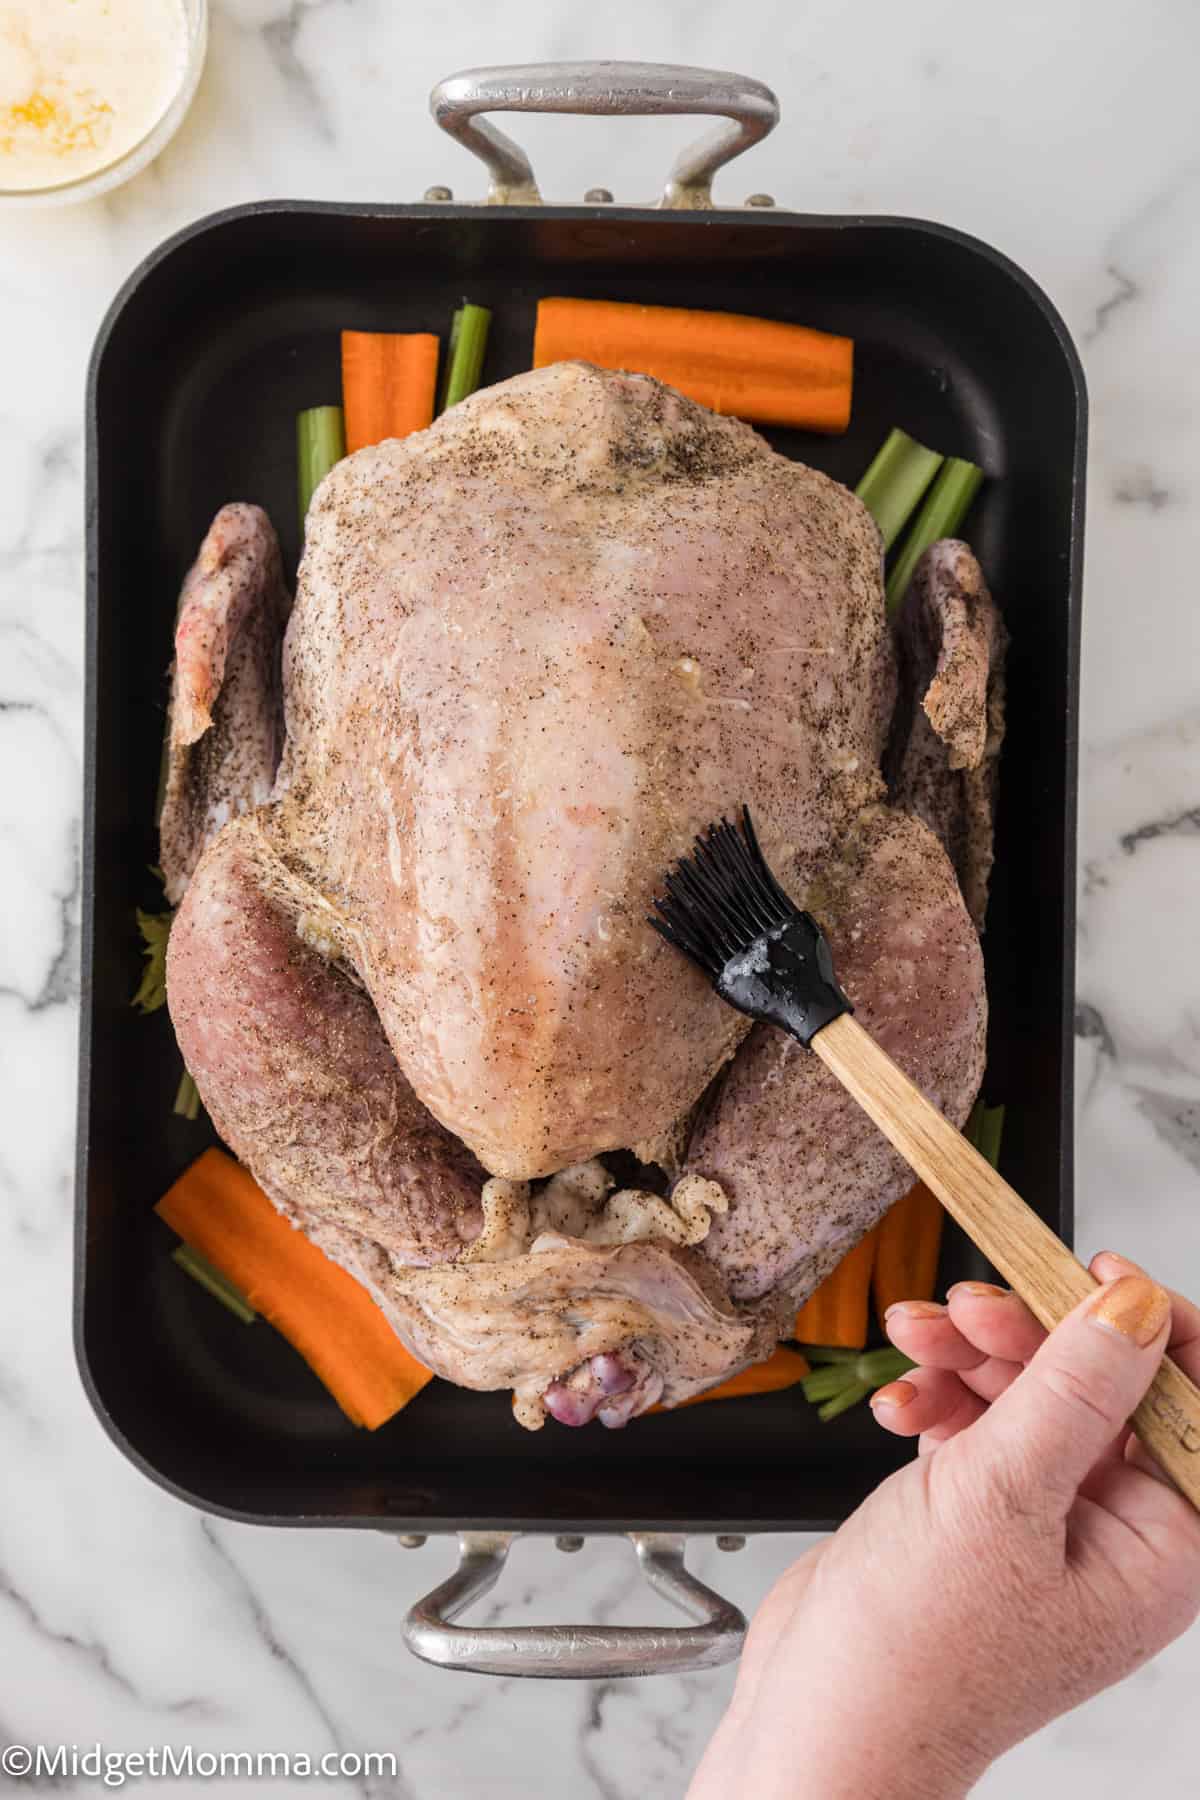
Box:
156;1148;432;1429
532;297;853;433
793;1224;882;1350
651;1346;810;1413
871;1182;946;1326
341;331;439;453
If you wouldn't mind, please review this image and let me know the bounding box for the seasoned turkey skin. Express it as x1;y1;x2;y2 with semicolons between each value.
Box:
168;814;485;1266
165;362;1004;1429
159;503;290;905
272;361;894;1178
888;538;1008;928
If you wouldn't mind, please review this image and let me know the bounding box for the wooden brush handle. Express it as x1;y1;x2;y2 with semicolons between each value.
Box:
813;1012;1200;1510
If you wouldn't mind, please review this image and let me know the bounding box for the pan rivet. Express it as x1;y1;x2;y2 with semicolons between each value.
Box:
716;1534;747;1552
745;193;776;208
555;1533;585;1552
424;185;454;202
584;187;614;204
396;1533;427;1548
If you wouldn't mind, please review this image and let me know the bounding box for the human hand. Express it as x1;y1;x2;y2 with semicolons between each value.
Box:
689;1252;1200;1800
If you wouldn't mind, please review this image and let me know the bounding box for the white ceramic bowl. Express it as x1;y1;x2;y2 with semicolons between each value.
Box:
0;0;207;208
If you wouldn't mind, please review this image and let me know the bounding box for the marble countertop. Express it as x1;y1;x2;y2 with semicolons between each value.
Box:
1;3;1198;1794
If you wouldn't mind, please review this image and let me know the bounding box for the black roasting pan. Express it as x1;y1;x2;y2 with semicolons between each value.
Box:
77;65;1085;1674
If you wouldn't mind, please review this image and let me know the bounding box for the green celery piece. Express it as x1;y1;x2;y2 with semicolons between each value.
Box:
297;405;347;530
965;1099;1005;1166
439;302;491;412
965;1098;985;1147
958;1104;1006;1292
132;907;173;1013
885;456;984;614
818;1379;872;1423
439;307;463;408
172;1244;257;1324
975;1104;1006;1171
802;1365;855;1403
802;1346;916;1421
801;1344;862;1366
856;1346;915;1387
855;428;944;551
174;1068;202;1121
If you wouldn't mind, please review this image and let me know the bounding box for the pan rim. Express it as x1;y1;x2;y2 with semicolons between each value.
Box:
78;201;1085;1531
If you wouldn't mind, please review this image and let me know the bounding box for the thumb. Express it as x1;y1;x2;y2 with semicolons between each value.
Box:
965;1275;1171;1510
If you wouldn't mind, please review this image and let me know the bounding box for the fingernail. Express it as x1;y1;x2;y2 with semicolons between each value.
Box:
884;1301;946;1321
948;1281;1008;1300
1094;1250;1146;1277
871;1380;917;1409
1089;1276;1170;1347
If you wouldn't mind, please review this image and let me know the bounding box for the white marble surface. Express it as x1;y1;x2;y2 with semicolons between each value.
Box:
1;3;1198;1794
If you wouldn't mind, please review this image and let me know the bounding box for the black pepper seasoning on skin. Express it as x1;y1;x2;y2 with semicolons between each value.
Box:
165;361;994;1426
160;505;292;904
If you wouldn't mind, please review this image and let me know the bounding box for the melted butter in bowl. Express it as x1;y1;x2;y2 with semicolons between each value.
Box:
0;0;201;199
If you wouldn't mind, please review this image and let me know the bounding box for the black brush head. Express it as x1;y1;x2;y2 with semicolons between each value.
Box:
650;808;800;976
650;807;853;1049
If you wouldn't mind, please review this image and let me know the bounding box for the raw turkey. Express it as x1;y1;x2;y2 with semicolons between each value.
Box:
165;361;1004;1428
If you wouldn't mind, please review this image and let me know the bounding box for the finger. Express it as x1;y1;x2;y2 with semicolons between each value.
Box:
884;1301;989;1371
1079;1459;1200;1577
1091;1251;1200;1374
882;1299;1021;1399
967;1276;1172;1512
944;1282;1048;1364
1090;1253;1200;1475
869;1365;987;1440
958;1355;1024;1405
876;1344;1021;1406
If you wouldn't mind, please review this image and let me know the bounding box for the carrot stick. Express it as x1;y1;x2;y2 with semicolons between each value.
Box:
156;1148;432;1429
651;1345;810;1412
341;331;439;454
532;297;853;433
872;1181;945;1324
793;1223;882;1350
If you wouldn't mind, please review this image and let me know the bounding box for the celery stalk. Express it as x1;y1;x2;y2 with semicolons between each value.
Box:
802;1365;856;1403
855;428;944;551
171;1244;257;1324
132;907;173;1013
856;1346;915;1387
297;405;346;530
974;1104;1006;1171
818;1379;872;1423
801;1346;915;1420
173;1069;201;1122
885;455;984;614
440;306;463;407
438;303;491;412
965;1100;1005;1167
801;1344;862;1366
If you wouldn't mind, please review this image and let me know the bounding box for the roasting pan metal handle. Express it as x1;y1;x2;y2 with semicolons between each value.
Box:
403;1531;746;1677
429;62;779;208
